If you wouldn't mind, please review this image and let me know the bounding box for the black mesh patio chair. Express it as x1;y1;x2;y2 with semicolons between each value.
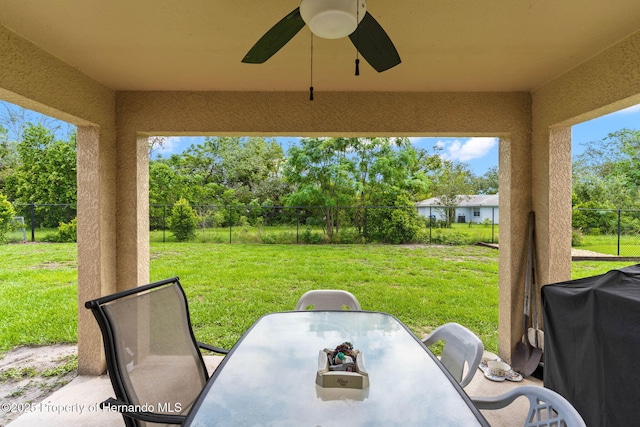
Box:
85;276;229;426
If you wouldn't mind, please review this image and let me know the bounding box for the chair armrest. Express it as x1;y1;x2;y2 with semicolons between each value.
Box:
101;397;186;424
471;393;519;410
198;341;229;354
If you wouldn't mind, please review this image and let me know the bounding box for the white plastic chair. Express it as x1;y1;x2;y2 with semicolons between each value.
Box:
472;385;587;427
295;290;361;311
422;322;484;387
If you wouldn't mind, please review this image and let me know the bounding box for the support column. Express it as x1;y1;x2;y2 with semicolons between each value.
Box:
497;132;532;362
77;125;117;375
115;131;150;290
533;126;573;291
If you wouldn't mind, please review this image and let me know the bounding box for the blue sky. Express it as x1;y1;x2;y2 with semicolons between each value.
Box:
155;135;500;175
157;102;640;176
2;100;639;176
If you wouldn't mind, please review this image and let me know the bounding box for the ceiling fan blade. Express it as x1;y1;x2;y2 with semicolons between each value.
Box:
242;7;306;64
349;12;401;72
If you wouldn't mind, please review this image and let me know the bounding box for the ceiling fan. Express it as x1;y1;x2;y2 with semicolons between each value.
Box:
242;0;401;73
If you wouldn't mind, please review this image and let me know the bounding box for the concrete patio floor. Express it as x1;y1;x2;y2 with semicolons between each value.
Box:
7;355;542;426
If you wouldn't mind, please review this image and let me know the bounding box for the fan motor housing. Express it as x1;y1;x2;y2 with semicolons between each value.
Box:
300;0;367;39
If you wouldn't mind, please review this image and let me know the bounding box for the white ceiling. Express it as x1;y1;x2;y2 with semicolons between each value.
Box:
1;0;640;92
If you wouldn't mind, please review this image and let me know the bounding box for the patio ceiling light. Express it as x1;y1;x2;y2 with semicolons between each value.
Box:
299;0;366;39
241;0;400;73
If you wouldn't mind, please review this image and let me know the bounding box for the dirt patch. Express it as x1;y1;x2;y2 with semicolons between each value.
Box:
478;242;618;258
570;248;615;257
0;344;77;426
29;261;77;270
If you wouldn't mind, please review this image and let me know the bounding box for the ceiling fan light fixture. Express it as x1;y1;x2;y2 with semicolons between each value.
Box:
300;0;367;39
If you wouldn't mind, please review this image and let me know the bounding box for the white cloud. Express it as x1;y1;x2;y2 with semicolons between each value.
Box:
151;136;203;158
440;137;497;162
617;104;640;114
162;136;182;153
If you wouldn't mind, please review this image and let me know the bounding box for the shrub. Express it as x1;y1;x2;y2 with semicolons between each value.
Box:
333;228;364;244
572;202;617;234
0;194;16;243
238;215;249;229
301;228;323;244
274;231;296;244
586;227;601;236
56;218;77;242
168;198;198;241
571;228;584;246
380;208;422;244
431;229;468;245
622;217;640;234
261;233;276;244
200;210;225;228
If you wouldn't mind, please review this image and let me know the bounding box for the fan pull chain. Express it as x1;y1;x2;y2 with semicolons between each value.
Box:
309;33;314;101
355;0;360;76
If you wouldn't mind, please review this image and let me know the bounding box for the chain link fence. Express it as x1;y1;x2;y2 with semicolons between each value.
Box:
150;204;499;245
9;203;76;242
572;208;640;257
7;203;640;257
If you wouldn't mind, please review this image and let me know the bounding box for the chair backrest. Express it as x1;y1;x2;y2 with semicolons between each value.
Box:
295;290;361;311
472;385;587;427
85;277;208;427
422;322;484;387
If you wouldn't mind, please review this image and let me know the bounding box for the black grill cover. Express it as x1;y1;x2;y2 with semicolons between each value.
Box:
542;264;640;427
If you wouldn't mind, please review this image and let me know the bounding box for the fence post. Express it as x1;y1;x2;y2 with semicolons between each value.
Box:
617;209;621;256
492;207;495;244
162;204;166;243
30;203;35;242
296;208;299;244
364;207;368;243
229;206;232;244
429;207;432;245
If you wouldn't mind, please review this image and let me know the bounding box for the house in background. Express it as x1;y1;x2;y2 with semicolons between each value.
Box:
417;194;499;224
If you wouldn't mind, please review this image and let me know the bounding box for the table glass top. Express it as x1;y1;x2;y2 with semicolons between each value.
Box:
186;311;486;426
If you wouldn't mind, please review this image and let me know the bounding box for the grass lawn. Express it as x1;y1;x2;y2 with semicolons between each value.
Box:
149;221;500;245
0;242;636;356
0;243;78;353
577;234;640;257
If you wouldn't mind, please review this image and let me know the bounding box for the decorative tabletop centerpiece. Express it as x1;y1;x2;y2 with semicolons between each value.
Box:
316;342;369;389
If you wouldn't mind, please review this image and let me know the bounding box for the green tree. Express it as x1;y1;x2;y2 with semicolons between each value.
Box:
147;136;168;158
572;200;617;234
0;124;20;192
1;102;74;146
168;198;198;241
284;137;429;241
573;129;640;209
429;159;475;226
472;166;499;195
284;137;357;238
0;193;16;243
351;137;430;232
7;124;76;227
177;136;286;205
367;192;423;243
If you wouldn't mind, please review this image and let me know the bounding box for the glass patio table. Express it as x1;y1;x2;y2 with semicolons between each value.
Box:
183;311;488;426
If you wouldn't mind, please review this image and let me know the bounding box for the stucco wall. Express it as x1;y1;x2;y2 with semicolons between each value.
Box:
116;90;530;135
532;30;640;288
3;17;640;375
0;23;117;375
